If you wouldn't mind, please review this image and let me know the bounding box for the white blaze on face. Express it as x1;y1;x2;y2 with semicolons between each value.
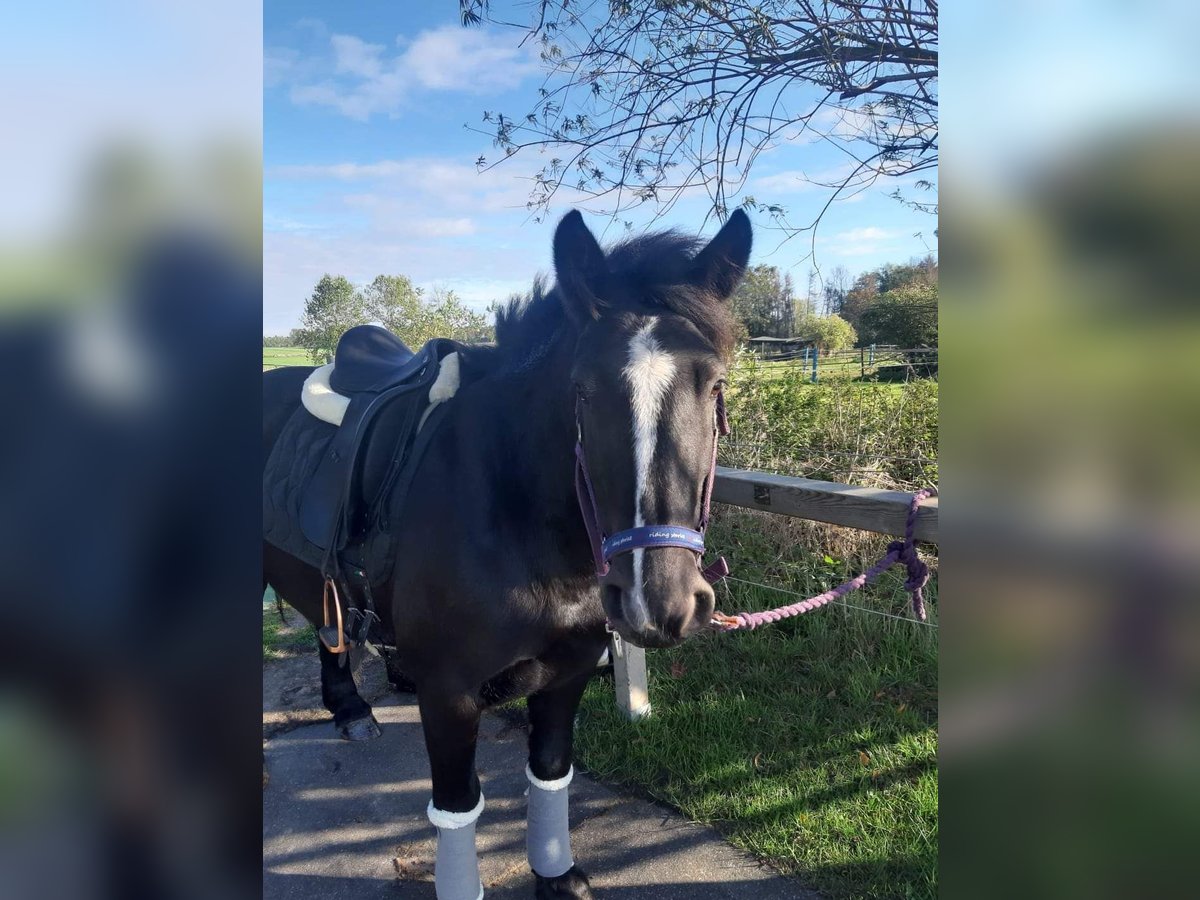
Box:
621;318;677;628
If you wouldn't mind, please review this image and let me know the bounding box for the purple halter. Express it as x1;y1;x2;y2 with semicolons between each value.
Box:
574;391;730;584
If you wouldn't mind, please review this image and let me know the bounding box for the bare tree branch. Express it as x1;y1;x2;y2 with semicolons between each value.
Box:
461;0;937;237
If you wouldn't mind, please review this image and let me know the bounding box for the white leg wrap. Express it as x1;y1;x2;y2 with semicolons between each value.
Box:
526;765;574;878
427;793;485;900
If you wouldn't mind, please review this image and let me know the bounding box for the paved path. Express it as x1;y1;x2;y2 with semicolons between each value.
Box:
263;693;818;899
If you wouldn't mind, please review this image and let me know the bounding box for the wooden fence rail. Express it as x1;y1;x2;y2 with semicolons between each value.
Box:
612;467;938;719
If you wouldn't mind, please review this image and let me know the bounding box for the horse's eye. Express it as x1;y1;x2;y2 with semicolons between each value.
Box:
710;380;726;398
575;384;591;404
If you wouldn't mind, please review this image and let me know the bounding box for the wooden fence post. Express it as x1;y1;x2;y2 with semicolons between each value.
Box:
612;640;651;720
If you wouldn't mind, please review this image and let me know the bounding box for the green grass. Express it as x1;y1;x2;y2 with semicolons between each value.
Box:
262;588;316;659
725;353;938;492
575;509;938;900
263;346;313;369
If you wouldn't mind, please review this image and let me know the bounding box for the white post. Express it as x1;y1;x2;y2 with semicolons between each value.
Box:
611;637;651;720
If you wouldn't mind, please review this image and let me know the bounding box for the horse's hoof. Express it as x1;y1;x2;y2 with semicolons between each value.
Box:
534;865;593;899
338;715;381;741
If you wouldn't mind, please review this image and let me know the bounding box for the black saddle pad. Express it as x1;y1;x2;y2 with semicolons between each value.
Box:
263;337;465;580
263;406;337;572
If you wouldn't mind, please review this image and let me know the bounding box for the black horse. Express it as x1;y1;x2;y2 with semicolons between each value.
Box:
263;209;751;899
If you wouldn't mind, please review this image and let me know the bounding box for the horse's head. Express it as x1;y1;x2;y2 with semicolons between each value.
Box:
554;210;752;648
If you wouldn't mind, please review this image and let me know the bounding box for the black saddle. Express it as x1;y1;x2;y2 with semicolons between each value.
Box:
329;324;428;393
298;326;463;574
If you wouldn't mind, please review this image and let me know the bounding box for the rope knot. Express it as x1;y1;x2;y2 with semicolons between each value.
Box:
903;558;930;593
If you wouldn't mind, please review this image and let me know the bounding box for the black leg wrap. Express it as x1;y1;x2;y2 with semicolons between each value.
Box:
534;865;593;900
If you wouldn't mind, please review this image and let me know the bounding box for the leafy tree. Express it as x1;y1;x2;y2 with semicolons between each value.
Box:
858;282;937;347
731;265;795;338
462;0;937;231
821;266;852;317
297;275;367;364
364;275;493;346
363;274;428;344
877;255;938;292
805;314;858;352
832;255;937;328
425;287;493;344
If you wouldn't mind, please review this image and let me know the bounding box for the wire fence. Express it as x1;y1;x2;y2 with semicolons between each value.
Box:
747;344;938;383
719;343;939;632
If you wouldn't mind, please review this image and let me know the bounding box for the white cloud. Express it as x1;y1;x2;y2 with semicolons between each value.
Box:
748;162;862;196
268;156;577;215
816;225;909;257
837;226;898;242
331;34;385;79
264;47;298;89
402;28;536;91
283;26;539;120
262;226;553;334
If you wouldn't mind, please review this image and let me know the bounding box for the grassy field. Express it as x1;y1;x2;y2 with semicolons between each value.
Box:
262;588;316;659
576;510;938;900
263;346;312;369
573;351;938;898
725;353;938;492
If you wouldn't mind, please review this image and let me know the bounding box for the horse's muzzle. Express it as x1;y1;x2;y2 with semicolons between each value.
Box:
601;571;715;649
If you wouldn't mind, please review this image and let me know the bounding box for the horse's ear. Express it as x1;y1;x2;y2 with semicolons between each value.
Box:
690;208;753;300
553;210;608;322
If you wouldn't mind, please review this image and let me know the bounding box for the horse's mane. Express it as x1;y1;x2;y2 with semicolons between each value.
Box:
488;230;738;371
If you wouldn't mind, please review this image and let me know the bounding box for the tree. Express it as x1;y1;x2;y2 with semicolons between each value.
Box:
425;287;494;344
806;314;858;352
363;274;428;344
297;275;367;364
731;265;795;338
462;0;937;231
364;276;493;346
858;282;937;347
821;266;852;317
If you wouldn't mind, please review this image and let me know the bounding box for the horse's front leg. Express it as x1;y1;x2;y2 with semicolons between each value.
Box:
526;673;595;900
419;688;485;900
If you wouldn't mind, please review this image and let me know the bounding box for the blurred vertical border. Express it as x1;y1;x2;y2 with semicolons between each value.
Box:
942;1;1200;897
0;3;262;899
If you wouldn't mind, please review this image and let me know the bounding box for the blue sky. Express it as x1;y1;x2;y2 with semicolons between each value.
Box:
264;1;938;334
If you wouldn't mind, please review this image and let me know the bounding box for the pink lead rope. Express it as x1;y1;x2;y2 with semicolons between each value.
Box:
711;487;937;630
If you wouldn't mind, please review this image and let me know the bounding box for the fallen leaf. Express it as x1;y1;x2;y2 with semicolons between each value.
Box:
826;689;837;699
896;703;907;714
670;661;687;678
753;753;762;769
392;850;435;882
858;750;871;766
